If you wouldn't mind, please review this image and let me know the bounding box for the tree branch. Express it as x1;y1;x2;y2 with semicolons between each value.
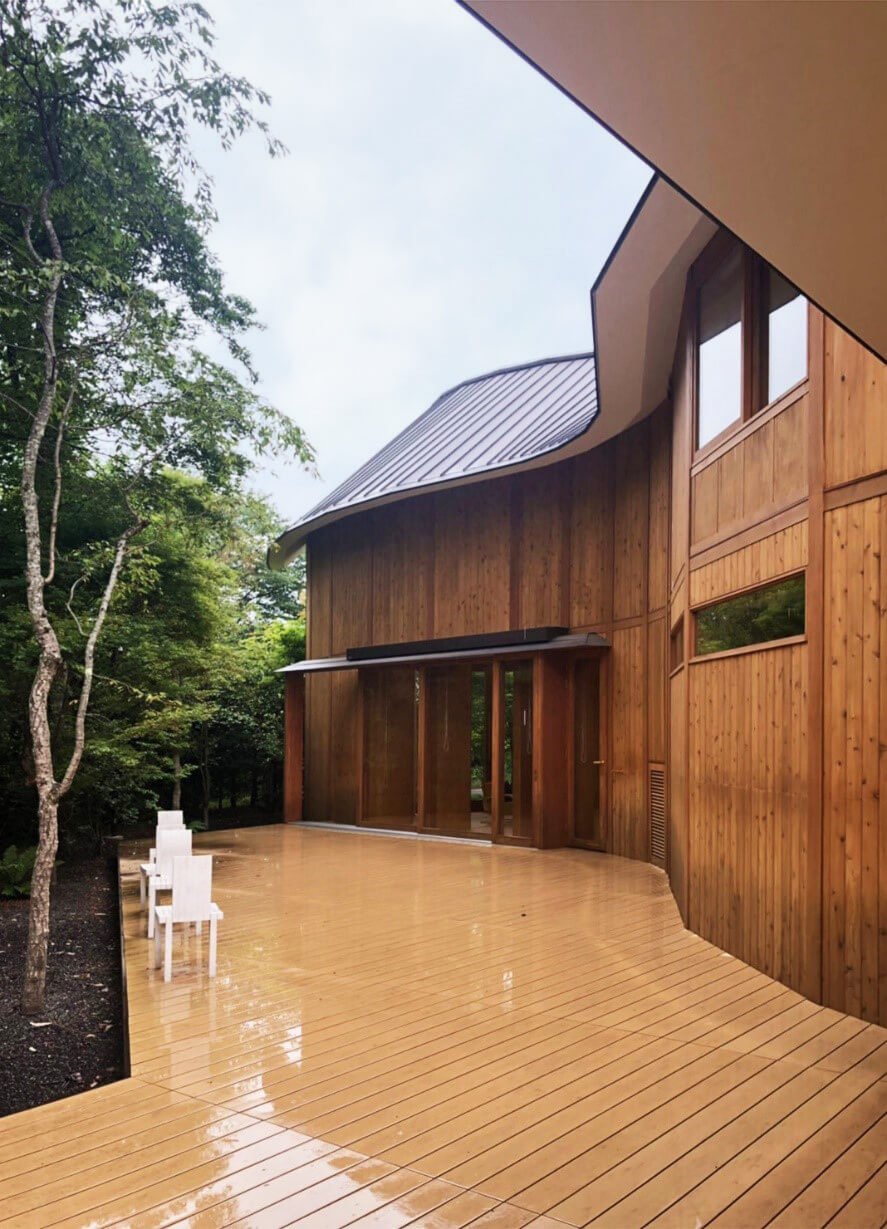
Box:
43;386;73;585
65;576;86;637
57;516;148;799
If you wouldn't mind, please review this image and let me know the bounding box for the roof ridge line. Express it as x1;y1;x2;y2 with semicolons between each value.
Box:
429;349;594;407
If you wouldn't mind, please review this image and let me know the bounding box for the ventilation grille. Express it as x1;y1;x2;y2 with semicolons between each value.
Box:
649;766;666;868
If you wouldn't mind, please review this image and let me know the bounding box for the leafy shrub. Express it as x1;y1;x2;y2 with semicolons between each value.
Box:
0;845;36;898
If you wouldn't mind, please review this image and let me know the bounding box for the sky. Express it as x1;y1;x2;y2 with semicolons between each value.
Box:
196;0;651;527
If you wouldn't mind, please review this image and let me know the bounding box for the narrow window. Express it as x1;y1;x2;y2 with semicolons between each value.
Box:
765;267;807;404
669;617;684;673
695;574;806;656
697;246;743;448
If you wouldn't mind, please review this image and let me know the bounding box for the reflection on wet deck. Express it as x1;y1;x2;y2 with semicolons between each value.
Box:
2;824;886;1227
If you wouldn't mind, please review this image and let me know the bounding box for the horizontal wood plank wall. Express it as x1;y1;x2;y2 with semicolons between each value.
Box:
688;642;810;990
303;407;671;867
689;520;809;606
690;392;808;548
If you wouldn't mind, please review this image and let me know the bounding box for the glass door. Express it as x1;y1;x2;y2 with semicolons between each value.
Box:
572;656;605;847
501;660;534;840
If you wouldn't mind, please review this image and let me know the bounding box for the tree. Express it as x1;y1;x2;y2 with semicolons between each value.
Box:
0;0;313;1012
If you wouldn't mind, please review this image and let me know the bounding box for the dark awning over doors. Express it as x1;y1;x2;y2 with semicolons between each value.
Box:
279;631;609;675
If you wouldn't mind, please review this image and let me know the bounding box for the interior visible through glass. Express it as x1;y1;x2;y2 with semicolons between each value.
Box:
767;269;807;404
698;247;743;448
470;666;492;835
502;661;533;839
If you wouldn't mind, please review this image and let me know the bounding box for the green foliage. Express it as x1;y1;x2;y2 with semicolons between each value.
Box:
695;575;806;656
0;0;314;848
0;845;37;898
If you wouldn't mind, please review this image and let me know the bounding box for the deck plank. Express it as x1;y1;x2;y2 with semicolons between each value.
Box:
0;824;884;1228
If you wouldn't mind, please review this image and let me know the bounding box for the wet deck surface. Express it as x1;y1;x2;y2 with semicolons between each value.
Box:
1;824;886;1228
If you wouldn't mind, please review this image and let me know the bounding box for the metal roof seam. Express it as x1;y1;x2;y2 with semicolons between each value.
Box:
279;352;597;553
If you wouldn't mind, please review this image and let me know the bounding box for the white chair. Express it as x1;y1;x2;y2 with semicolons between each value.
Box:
140;827;192;937
153;855;223;982
140;812;187;894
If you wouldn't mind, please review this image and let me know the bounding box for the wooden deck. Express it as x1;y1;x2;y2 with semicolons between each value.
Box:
2;824;886;1228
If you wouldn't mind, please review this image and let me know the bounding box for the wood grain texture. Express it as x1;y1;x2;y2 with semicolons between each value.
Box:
569;449;613;628
612;424;649;622
689;520;808;606
823;497;887;1023
4;826;885;1229
432;484;511;637
668;665;689;923
361;667;417;825
824;317;887;488
304;417;670;871
298;275;887;1032
690;394;808;548
610;624;647;861
688;642;810;991
283;674;304;824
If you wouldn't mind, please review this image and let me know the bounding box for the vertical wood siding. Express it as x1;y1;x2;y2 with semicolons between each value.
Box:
299;289;887;1027
687;643;810;989
823;497;887;1022
303;406;671;869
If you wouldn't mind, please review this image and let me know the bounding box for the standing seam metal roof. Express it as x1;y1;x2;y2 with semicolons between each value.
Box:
281;352;597;552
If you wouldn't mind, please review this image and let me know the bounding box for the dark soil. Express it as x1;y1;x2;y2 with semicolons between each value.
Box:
0;856;125;1117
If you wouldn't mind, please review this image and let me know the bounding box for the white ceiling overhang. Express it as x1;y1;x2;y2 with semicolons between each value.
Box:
590;177;716;443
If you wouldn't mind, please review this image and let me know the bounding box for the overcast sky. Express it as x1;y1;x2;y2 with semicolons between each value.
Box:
196;0;651;526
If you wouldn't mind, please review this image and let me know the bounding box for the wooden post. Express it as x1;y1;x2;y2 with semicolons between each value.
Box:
534;653;571;849
491;660;504;839
283;673;305;823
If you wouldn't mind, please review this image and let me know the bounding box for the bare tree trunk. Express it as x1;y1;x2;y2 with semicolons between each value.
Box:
20;183;65;1016
18;178;145;1010
172;751;182;810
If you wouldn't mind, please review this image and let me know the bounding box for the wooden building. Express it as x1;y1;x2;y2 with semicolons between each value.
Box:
274;181;887;1030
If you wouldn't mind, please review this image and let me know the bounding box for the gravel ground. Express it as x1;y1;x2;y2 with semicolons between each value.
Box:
0;856;125;1117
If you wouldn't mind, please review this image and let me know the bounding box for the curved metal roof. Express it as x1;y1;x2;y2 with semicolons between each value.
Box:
274;352;597;561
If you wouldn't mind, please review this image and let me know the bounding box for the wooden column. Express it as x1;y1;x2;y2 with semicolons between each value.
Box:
283;673;305;823
491;660;505;839
534;653;571;849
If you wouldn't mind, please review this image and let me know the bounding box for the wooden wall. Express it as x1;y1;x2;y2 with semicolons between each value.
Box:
688;641;810;987
820;320;887;1025
671;283;818;1000
300;269;887;1028
304;407;670;866
668;293;887;1024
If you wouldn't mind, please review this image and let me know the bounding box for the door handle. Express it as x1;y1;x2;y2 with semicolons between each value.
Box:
592;760;606;766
